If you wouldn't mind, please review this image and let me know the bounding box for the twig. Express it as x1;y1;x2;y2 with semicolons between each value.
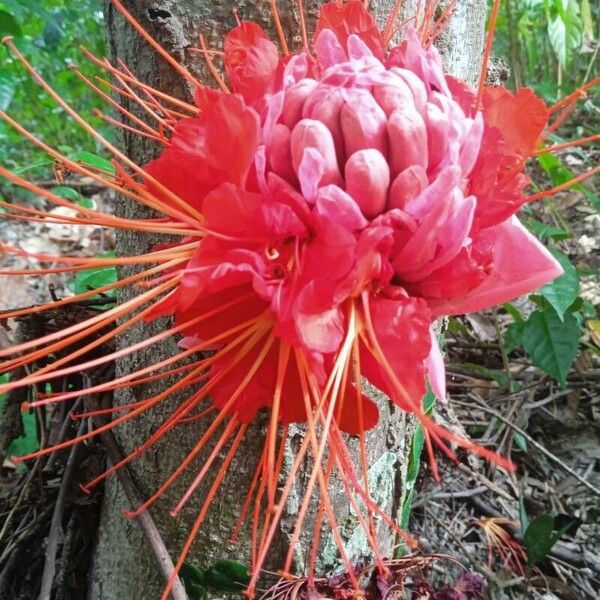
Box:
38;419;86;600
492;308;513;393
463;394;600;496
44;397;83;472
523;389;573;410
412;485;488;509
456;463;514;502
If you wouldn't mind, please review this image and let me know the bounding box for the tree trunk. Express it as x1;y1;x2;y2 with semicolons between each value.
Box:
89;2;485;598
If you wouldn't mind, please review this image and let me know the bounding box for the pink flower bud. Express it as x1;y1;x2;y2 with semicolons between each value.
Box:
281;78;319;129
291;118;342;188
389;67;427;112
267;123;296;185
304;86;346;165
345;149;390;218
341;89;388;157
425;102;450;171
387;108;428;177
373;78;415;117
388;165;428;210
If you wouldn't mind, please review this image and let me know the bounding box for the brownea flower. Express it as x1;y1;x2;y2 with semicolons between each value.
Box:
0;0;598;597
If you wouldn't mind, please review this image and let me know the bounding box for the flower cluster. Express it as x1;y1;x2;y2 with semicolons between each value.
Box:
143;2;560;430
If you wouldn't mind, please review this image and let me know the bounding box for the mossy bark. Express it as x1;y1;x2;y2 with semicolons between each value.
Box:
89;2;485;598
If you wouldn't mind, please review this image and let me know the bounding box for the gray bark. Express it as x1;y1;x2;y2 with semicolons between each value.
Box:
89;2;485;598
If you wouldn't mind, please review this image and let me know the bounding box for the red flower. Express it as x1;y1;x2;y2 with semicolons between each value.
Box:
145;2;562;427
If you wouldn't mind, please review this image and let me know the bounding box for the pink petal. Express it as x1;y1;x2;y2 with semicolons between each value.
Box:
425;102;450;171
395;192;476;281
373;76;415;116
427;217;564;316
389;67;427;112
281;78;319;129
403;165;461;218
459;113;484;176
314;28;347;69
346;32;374;60
315;184;369;230
426;327;447;401
267;123;296;185
304;86;346;165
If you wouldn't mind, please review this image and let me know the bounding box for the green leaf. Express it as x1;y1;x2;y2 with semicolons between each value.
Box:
524;514;556;566
52;185;95;209
0;9;21;36
512;431;528;452
399;388;436;532
70;258;117;298
180;564;207;600
203;560;249;593
504;321;525;353
537;152;574;187
525;218;571;241
522;307;580;386
0;68;15;111
72;266;117;295
581;0;595;40
546;0;583;70
72;151;115;175
0;383;39;461
462;362;513;389
539;249;579;320
502;303;524;323
7;411;38;459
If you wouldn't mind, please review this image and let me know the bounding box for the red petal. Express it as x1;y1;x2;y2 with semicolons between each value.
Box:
360;294;431;410
224;22;279;103
316;0;384;61
482;86;548;158
336;379;379;434
427;217;563;316
145;93;260;210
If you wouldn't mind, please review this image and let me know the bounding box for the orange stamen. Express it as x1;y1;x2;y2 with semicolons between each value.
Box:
266;342;290;507
534;134;600;155
161;425;248;600
93;109;166;143
110;0;203;87
171;417;240;515
475;0;501;112
269;0;290;55
527;164;600;201
122;323;274;515
70;65;164;137
197;34;229;93
1;38;204;224
549;75;600;114
0;109;201;228
0;257;184;320
383;0;406;46
296;0;310;53
79;48;198;114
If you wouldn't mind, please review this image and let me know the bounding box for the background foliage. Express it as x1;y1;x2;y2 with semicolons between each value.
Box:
0;0;106;174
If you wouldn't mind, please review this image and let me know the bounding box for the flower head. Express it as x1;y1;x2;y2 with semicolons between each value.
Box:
0;0;597;598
